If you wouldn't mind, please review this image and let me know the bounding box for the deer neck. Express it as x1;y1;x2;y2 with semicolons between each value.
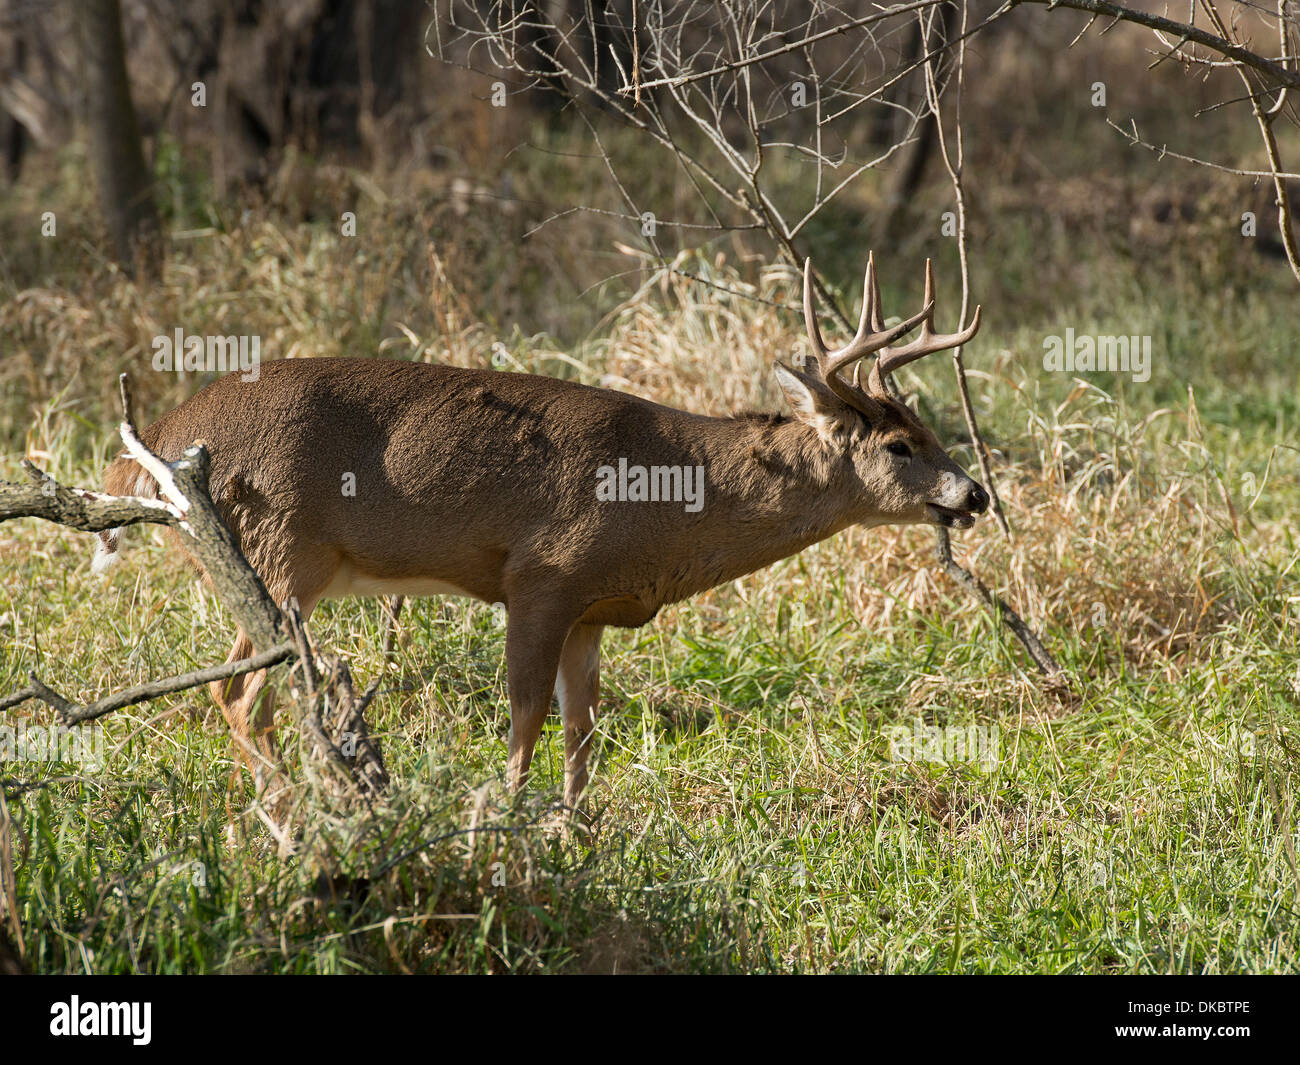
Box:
700;416;863;583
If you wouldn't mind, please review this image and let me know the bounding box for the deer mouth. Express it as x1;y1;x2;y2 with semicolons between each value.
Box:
926;503;978;529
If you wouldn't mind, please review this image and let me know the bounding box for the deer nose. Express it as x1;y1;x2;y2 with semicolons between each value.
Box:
966;482;989;513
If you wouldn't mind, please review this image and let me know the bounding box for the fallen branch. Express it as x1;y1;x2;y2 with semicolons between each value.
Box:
1;643;295;725
0;373;389;810
284;604;388;798
165;443;285;649
0;459;181;532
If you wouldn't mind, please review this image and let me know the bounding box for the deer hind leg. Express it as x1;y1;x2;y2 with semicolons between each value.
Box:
208;548;337;795
503;607;572;793
557;623;604;813
211;628;280;792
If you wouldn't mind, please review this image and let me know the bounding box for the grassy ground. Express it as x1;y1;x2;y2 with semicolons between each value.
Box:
2;100;1299;971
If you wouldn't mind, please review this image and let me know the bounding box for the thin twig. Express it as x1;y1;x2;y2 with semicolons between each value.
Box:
922;3;1010;537
923;0;1063;677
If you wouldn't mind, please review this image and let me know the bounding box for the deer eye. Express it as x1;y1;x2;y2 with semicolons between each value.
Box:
885;441;912;459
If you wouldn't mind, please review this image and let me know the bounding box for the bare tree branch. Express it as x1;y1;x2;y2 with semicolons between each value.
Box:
1198;0;1300;282
1012;0;1300;89
2;643;295;725
0;460;180;532
624;0;956;92
1106;116;1300;178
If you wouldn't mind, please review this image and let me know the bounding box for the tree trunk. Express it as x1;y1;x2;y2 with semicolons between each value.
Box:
880;4;958;244
0;3;26;183
82;0;160;277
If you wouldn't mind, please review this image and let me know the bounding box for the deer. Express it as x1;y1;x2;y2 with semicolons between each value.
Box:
93;254;988;814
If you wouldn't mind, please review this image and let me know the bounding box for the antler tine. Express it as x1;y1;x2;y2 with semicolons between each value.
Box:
840;252;882;385
868;251;886;333
802;257;829;364
822;267;932;379
850;253;878;391
856;250;877;338
801;255;933;411
867;258;981;395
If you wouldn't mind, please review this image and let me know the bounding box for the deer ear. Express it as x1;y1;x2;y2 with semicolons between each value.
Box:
774;362;855;442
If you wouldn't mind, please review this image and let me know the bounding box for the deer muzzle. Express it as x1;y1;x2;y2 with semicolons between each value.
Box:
926;480;989;529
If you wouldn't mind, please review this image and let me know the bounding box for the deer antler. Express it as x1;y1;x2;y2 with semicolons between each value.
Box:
801;255;981;407
863;257;981;397
802;254;931;414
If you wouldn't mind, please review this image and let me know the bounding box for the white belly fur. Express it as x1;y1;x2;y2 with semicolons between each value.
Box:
321;561;475;601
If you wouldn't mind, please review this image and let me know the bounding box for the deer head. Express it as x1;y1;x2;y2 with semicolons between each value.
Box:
773;253;990;530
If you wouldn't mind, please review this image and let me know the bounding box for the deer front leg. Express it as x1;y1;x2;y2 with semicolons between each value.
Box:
557;623;604;812
504;607;570;792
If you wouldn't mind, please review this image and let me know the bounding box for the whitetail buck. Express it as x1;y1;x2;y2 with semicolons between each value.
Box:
94;254;988;810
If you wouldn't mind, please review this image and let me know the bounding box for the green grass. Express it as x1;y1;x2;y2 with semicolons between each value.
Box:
2;82;1300;972
3;413;1298;972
